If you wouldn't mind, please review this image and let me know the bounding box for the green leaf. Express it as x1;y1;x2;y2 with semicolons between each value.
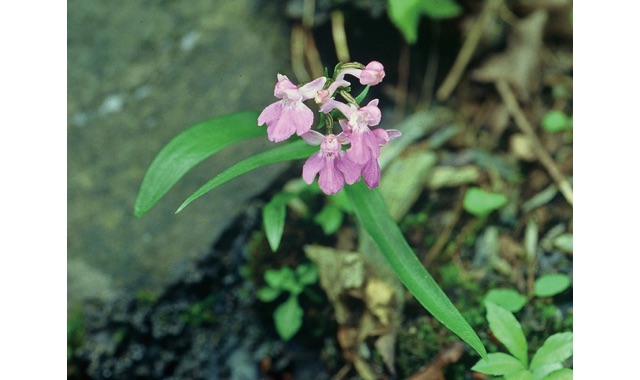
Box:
314;204;344;235
463;187;508;217
485;302;528;366
273;295;304;340
263;192;296;252
388;0;423;44
423;0;463;19
264;267;299;292
134;110;263;217
542;368;573;380
296;263;318;286
534;274;571;298
530;332;573;370
354;85;370;104
553;233;573;253
177;139;317;213
345;181;487;359
472;353;525;375
485;289;528;313
505;369;533;380
256;286;282;302
532;363;563;380
541;111;570;133
388;0;462;44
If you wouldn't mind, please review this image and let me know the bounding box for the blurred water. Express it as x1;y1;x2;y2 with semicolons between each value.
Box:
67;0;292;309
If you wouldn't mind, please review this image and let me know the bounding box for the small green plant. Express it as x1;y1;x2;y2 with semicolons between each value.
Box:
472;302;573;379
463;187;508;217
256;263;319;340
485;273;572;313
541;111;572;133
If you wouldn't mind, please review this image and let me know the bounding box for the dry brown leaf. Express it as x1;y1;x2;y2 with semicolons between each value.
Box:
407;342;465;380
305;245;401;379
472;10;548;101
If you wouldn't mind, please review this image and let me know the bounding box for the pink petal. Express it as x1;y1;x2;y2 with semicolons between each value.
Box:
336;155;362;185
360;99;381;126
386;129;402;140
299;76;327;99
300;130;325;146
362;159;381;189
258;101;282;127
359;61;385;86
302;153;324;184
265;101;314;142
318;158;345;195
346;130;369;165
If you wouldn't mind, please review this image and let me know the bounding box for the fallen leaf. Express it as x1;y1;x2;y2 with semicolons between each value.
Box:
472;10;548;101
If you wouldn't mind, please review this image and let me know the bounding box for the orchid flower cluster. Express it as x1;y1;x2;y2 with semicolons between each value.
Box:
258;61;401;195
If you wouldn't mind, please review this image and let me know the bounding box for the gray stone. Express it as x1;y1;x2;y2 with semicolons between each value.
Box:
68;0;293;309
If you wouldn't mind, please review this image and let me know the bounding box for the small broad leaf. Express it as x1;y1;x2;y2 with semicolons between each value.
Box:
504;369;533;380
314;204;344;235
264;267;298;292
135;110;263;217
388;0;423;44
542;368;573;380
296;263;318;286
472;352;525;375
541;110;571;133
485;289;528;313
531;363;563;380
485;302;528;366
273;295;304;341
534;274;571;298
177;139;317;212
256;286;282;302
263;192;296;252
530;332;573;370
345;181;487;359
463;187;508;217
388;0;462;44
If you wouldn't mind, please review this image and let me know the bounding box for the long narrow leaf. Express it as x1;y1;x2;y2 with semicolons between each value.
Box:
344;181;487;359
134;110;263;217
177;140;316;213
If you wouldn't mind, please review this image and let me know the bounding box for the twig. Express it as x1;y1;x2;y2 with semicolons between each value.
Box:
330;363;353;380
291;24;310;82
331;10;350;62
304;29;325;79
394;42;410;119
435;0;503;101
495;79;573;205
422;186;466;268
417;21;441;110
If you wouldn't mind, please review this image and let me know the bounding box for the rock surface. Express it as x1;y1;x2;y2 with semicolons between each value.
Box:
68;0;293;308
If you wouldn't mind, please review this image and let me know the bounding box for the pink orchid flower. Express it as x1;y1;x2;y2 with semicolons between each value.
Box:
323;98;383;165
301;131;361;195
338;61;386;86
258;74;326;142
